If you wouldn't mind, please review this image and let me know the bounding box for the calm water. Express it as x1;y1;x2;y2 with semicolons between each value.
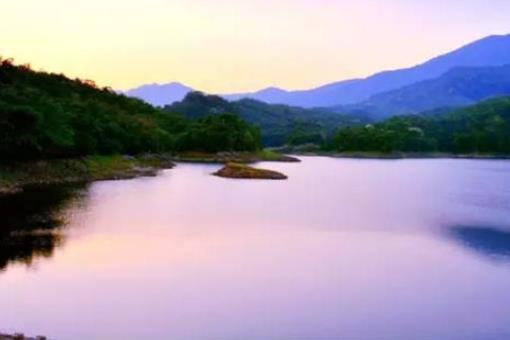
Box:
1;157;510;340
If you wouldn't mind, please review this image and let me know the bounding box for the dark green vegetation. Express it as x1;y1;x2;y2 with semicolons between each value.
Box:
341;65;510;120
175;113;261;152
213;163;288;180
165;92;367;147
0;59;260;161
330;97;510;154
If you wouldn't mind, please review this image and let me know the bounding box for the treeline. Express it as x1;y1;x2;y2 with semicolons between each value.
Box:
330;97;510;154
0;59;260;160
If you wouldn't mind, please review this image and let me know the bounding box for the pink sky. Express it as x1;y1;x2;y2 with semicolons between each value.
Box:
1;0;509;92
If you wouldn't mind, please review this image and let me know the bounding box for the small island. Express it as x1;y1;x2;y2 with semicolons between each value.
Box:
213;163;288;180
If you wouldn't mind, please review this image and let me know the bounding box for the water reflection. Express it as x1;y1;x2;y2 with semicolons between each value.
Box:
449;226;510;262
1;159;510;339
0;184;87;271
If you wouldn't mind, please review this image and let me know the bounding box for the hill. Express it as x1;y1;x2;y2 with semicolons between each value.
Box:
165;92;367;146
0;59;261;160
330;97;510;154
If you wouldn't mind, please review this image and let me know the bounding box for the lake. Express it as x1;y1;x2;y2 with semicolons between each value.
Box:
1;157;510;340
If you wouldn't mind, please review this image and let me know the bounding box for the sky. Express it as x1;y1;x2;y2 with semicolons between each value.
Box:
1;0;510;93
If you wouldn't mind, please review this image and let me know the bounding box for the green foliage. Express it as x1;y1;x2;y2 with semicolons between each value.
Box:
331;97;510;154
0;60;261;160
255;150;283;161
176;113;260;152
284;120;325;146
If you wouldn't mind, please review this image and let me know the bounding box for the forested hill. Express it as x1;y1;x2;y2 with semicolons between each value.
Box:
0;59;261;160
330;97;510;154
165;92;367;146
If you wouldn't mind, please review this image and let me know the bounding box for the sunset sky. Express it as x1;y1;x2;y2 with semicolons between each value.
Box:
1;0;509;92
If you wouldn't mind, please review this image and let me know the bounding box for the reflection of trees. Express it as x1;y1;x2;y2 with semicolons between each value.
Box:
449;226;510;262
0;184;87;271
0;232;64;270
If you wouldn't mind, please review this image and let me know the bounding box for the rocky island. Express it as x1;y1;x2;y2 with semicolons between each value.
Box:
213;163;288;180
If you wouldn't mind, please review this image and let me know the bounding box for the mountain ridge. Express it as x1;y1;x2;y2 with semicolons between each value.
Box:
227;33;510;107
340;64;510;120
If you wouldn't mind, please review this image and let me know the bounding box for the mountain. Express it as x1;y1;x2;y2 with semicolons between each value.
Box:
342;64;510;120
225;34;510;107
165;92;368;146
124;82;193;107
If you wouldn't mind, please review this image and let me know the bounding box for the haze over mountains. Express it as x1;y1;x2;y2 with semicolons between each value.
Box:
125;34;510;114
229;34;510;108
342;64;510;120
125;82;193;107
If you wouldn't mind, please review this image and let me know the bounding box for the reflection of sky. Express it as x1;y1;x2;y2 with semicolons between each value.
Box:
2;1;510;92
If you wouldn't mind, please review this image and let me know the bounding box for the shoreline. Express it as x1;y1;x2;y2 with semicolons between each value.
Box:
292;151;510;160
3;150;506;195
172;150;300;164
0;154;176;196
0;151;299;195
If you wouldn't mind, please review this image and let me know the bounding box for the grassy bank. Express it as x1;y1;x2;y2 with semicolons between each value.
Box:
0;154;176;195
172;150;300;163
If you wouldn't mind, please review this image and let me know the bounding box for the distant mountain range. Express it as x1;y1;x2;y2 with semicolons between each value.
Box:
125;82;193;107
225;34;510;107
341;64;510;120
125;34;510;110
